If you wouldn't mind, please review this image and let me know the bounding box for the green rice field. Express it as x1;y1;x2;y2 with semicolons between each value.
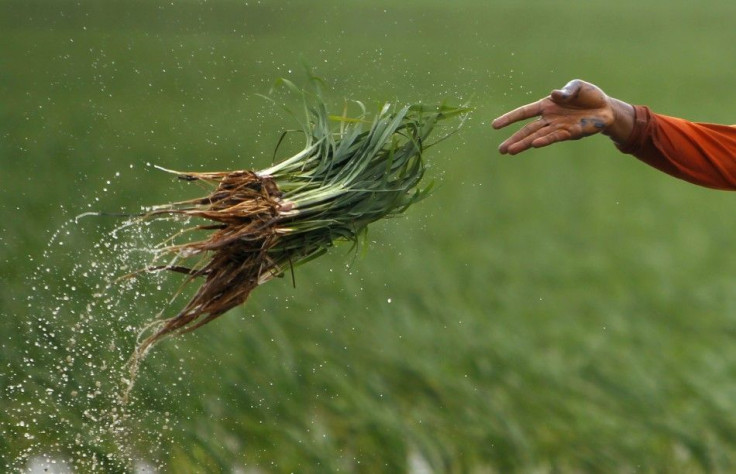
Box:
4;1;736;472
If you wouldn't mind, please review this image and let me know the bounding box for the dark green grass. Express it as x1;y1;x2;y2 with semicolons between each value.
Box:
5;0;736;472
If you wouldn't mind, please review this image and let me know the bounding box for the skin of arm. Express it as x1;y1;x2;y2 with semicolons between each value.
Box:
492;79;635;155
494;79;736;190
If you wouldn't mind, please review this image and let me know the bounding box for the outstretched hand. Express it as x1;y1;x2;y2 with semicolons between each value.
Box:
492;79;632;155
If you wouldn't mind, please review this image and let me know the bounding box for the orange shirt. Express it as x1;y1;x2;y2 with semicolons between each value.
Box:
618;105;736;190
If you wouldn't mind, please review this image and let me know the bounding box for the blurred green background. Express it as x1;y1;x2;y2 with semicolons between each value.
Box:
4;0;736;472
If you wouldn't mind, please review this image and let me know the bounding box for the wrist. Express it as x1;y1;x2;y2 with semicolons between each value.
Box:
602;98;635;145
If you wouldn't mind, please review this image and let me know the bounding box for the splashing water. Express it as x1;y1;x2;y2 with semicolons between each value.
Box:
5;88;468;470
6;196;191;471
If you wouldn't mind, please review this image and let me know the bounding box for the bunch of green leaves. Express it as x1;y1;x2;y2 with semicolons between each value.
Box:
127;79;468;365
259;78;470;272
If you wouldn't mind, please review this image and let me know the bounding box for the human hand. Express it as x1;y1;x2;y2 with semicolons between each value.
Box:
492;79;632;155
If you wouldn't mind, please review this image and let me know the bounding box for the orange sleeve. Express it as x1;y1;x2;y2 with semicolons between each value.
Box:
617;105;736;190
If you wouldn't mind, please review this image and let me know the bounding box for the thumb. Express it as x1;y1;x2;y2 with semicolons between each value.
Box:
550;79;584;105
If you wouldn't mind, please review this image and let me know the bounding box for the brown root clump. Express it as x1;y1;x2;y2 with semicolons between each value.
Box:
118;94;469;403
135;170;284;357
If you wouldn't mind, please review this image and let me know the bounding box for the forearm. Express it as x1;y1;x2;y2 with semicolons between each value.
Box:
618;106;736;190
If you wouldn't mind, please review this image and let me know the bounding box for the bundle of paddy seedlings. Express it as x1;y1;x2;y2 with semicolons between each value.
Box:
128;80;468;366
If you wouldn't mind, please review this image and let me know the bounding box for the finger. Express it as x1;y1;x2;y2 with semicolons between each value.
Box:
550;79;584;105
497;119;547;154
505;124;582;155
503;124;559;155
530;129;574;150
491;98;546;129
524;120;602;152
